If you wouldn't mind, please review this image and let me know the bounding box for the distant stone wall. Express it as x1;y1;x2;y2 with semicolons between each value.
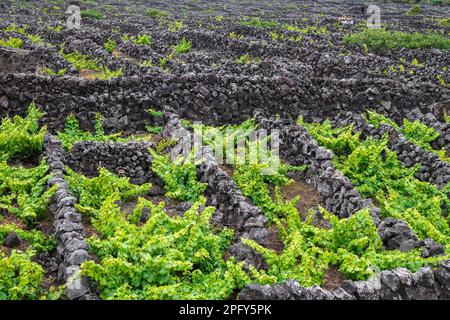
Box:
0;68;447;134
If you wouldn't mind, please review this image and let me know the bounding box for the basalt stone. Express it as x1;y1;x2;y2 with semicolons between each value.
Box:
331;287;356;300
64;249;90;266
64;239;89;254
421;238;445;258
66;276;92;300
3;232;20;248
140;207;150;223
378;218;418;250
271;284;294;300
56;221;84;237
239;284;276;300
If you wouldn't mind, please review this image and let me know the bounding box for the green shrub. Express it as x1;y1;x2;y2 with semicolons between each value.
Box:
172;37;191;54
43;67;66;77
66;167;151;213
0;37;23;49
236;54;262;64
146;126;162;134
27;34;43;45
61;50;99;70
146;8;168;19
344;29;450;50
405;5;424;16
61;49;122;79
300;117;450;247
133;34;151;46
5;23;28;35
0;225;56;252
98;66;123;80
141;60;154;68
0;102;46;162
104;39;117;54
47;25;63;32
57;114;127;151
80;196;270;299
438;18;450;27
168;21;184;32
159;57;168;69
0;159;57;223
149;148;207;202
242;17;277;28
80;9;104;20
67;163;270;299
0;250;45;300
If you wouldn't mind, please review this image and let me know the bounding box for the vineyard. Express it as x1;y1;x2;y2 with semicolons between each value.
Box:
0;0;450;301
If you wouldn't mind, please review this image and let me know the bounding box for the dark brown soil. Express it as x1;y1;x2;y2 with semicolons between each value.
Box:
219;164;234;178
7;152;41;168
117;193;182;221
117;200;138;217
34;250;61;290
226;290;239;300
39;272;60;292
81;214;101;239
223;249;231;262
0;212;46;258
279;174;324;219
0;211;27;229
35;209;55;236
265;224;284;253
1;237;30;255
78;213;101;264
322;265;346;291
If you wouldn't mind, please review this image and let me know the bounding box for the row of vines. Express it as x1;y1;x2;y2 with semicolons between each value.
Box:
1;104;449;299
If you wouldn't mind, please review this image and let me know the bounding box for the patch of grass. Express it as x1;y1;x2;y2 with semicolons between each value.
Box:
5;24;28;35
242;17;277;28
27;34;43;45
146;8;169;19
146;125;163;134
80;9;105;20
42;67;66;77
283;24;328;35
236;54;262;64
133;34;151;46
0;37;23;49
438;18;450;27
48;25;63;32
61;50;99;70
405;5;424;16
104;39;117;54
168;21;184;32
159;57;168;70
229;32;242;39
60;49;122;80
141;60;154;68
344;28;450;50
173;37;191;54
